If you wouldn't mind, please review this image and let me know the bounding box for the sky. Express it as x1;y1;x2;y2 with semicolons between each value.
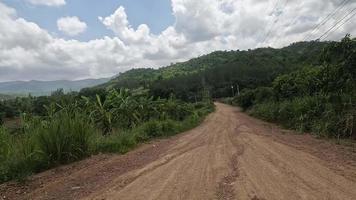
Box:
0;0;355;81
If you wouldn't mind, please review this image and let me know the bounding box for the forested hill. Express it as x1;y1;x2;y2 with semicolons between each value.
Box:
92;40;329;100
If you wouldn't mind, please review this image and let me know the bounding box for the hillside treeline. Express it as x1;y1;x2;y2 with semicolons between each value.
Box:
94;40;328;101
234;35;356;139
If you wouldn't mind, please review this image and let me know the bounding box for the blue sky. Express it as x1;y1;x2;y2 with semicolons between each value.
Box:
2;0;174;41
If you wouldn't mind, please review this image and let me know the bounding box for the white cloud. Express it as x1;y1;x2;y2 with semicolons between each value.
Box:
99;7;152;44
27;0;66;7
57;17;87;36
0;0;356;81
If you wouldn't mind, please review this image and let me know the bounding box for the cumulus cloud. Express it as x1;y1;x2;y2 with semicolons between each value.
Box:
57;17;87;36
99;7;152;44
0;0;356;81
27;0;66;7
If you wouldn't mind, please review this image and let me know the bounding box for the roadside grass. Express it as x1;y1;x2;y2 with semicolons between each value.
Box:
91;104;213;154
248;96;354;139
221;94;356;148
0;102;214;183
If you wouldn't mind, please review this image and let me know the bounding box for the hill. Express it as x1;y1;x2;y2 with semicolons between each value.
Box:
0;78;110;96
94;40;329;101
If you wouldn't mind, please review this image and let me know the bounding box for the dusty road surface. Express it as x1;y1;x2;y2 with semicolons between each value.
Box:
2;103;356;200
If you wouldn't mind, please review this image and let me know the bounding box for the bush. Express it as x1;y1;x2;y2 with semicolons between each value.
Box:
235;89;255;110
250;101;279;121
0;127;43;182
91;131;137;154
235;87;274;110
36;112;95;166
141;120;177;138
0;127;10;162
1;112;96;183
254;87;275;103
250;94;355;139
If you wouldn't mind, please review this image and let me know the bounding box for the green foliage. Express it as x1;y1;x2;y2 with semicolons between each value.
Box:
0;127;10;163
235;87;275;110
0;127;42;182
90;41;329;101
91;131;137;154
236;35;356;140
140;119;180;138
272;67;322;99
36;112;95;165
90;102;213;155
84;94;114;134
0;87;214;183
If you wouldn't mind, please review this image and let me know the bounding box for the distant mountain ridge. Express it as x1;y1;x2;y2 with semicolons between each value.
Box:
0;78;110;96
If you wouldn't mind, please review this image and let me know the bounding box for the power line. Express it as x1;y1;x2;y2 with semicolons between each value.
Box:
288;1;355;63
261;0;281;45
317;7;356;40
303;0;351;41
321;9;356;40
271;0;282;15
262;0;290;45
299;6;356;63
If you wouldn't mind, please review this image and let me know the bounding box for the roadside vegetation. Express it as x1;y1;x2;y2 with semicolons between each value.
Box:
232;35;356;140
0;88;213;183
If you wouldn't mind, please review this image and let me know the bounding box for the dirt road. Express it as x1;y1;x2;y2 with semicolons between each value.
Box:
2;103;356;200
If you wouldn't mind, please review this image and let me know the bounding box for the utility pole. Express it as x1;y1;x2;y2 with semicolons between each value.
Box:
237;84;240;96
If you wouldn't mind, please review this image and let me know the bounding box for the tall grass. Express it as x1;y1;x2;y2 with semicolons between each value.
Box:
0;127;42;182
0;112;95;182
36;112;95;165
0;101;214;183
91;102;214;154
250;95;355;139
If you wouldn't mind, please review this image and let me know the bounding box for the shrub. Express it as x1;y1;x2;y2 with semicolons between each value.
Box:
0;127;10;162
0;127;44;182
250;101;279;121
235;89;255;110
254;87;275;103
250;94;355;139
142;120;164;138
3;136;42;182
36;112;94;166
91;131;137;154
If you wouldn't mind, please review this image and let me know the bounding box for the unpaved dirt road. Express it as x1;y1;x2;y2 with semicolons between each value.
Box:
2;103;356;200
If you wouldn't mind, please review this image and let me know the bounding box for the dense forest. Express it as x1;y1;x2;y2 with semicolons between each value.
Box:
94;40;328;101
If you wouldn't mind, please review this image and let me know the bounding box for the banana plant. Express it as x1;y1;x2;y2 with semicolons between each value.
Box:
82;95;113;134
106;89;141;128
